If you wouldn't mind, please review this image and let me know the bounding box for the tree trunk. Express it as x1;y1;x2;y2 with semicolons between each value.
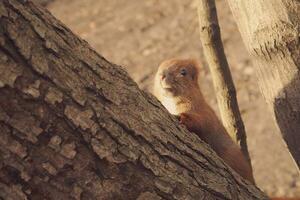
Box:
225;0;300;169
0;1;267;199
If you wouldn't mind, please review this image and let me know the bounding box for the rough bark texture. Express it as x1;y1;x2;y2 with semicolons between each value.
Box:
197;0;251;166
0;1;267;199
225;0;300;169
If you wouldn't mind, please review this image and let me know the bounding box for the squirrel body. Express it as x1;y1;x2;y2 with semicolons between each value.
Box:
154;58;255;183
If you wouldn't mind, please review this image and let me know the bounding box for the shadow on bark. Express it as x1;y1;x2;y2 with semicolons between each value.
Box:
274;75;300;169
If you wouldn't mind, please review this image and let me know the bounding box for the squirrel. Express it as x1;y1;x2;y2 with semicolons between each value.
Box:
153;58;255;184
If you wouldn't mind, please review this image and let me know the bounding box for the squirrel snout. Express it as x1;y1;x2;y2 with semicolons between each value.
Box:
160;74;173;89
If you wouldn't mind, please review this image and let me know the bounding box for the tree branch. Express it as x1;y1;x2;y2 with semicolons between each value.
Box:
197;0;251;165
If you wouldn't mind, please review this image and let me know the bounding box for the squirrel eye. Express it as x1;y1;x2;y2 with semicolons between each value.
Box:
180;68;187;76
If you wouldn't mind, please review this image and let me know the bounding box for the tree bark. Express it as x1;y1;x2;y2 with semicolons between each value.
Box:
0;1;267;199
197;0;251;166
225;0;300;170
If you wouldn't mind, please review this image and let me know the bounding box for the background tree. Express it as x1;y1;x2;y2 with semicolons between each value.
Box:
226;0;300;169
0;0;266;199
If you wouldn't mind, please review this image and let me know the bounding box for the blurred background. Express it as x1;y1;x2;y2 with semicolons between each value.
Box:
36;0;300;197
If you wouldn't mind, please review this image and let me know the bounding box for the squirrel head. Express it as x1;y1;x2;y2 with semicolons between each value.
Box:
155;58;200;98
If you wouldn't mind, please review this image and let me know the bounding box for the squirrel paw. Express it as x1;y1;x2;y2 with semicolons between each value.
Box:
180;113;197;130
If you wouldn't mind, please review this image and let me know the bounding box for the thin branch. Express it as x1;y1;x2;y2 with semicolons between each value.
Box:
197;0;251;165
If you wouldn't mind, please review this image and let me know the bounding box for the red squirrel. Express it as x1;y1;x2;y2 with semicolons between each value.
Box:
153;58;255;183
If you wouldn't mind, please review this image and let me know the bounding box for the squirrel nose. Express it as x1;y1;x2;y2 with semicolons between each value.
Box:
161;74;166;80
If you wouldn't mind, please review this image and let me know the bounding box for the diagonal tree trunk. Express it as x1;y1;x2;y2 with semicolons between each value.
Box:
0;1;267;199
225;0;300;170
